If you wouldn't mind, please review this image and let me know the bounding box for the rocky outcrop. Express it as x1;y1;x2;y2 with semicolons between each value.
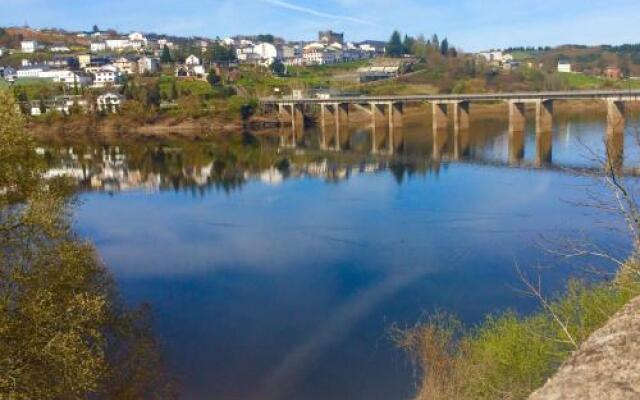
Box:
530;296;640;400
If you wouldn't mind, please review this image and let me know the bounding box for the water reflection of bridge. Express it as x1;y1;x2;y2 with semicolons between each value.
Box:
267;90;635;170
277;110;627;171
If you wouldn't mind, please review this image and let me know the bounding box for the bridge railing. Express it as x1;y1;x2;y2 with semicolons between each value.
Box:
261;89;640;104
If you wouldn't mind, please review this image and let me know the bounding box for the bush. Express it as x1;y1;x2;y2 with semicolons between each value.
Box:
176;94;205;119
227;96;258;120
397;263;640;400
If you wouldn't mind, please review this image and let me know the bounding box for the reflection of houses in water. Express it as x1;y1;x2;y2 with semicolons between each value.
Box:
254;168;284;186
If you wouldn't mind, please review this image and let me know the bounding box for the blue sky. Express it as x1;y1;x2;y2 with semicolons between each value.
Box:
2;0;640;51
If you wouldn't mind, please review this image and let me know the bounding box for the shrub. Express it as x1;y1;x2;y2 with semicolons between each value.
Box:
397;264;640;400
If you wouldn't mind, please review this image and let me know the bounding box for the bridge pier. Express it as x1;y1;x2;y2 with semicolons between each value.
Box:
606;100;625;172
508;101;526;133
453;101;470;160
535;100;553;166
371;103;386;129
536;100;553;133
433;128;448;161
278;103;305;130
278;104;292;125
535;129;552;166
453;101;470;132
454;127;470;160
432;102;448;132
333;103;350;150
509;129;525;165
508;101;526;164
390;102;404;128
320;104;337;150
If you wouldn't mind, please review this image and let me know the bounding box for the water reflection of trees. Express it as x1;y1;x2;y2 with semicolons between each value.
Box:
0;89;175;399
40;135;454;196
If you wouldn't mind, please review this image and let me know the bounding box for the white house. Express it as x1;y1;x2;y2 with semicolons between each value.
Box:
157;39;175;49
97;93;124;113
91;42;106;52
252;43;280;65
39;70;92;87
478;50;505;63
128;32;147;46
185;54;201;66
105;39;130;51
16;66;48;79
359;43;377;53
112;57;137;75
558;60;572;73
32;95;89;115
138;56;160;74
0;48;5;57
303;43;341;65
93;65;121;87
21;40;38;53
50;45;71;52
175;64;207;80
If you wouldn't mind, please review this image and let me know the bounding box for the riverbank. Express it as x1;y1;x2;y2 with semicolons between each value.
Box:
397;260;640;400
530;293;640;399
26;98;637;143
26;113;282;143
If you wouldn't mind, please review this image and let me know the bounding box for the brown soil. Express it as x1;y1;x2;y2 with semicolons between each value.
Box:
27;100;636;143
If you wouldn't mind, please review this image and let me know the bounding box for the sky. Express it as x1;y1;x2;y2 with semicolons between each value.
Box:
2;0;640;51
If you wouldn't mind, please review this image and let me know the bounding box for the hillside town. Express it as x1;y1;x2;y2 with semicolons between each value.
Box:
0;27;389;115
0;25;636;119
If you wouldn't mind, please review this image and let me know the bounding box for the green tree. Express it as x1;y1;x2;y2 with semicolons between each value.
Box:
170;79;179;100
270;60;286;76
208;70;221;87
92;24;99;33
386;30;404;57
431;34;440;52
403;35;416;55
0;88;175;399
39;96;46;115
440;38;449;56
160;45;172;63
256;34;274;43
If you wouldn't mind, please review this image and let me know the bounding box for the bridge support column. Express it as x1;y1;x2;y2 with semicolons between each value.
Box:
536;100;553;133
279;104;292;125
432;102;448;132
390;102;404;128
508;101;526;133
508;101;526;165
453;101;470;133
606;100;625;172
291;104;304;146
371;103;388;153
433;128;448;161
372;103;386;128
509;129;525;165
454;127;470;160
292;103;304;131
336;103;349;150
535;101;553;166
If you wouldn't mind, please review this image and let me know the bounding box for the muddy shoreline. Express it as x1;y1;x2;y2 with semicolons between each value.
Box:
27;100;636;143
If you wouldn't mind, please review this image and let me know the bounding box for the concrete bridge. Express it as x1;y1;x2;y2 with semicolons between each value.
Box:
263;89;638;167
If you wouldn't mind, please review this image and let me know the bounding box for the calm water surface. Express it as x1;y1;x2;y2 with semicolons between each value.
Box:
43;112;636;399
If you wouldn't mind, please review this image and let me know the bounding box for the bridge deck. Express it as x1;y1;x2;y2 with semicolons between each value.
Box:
261;89;640;105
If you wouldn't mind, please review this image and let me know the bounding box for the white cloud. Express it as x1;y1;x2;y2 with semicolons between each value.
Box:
261;0;377;26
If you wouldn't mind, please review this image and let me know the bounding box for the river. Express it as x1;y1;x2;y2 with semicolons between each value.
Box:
40;111;636;399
